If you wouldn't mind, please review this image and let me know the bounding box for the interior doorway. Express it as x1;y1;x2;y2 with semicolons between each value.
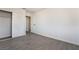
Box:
0;10;12;39
26;16;31;33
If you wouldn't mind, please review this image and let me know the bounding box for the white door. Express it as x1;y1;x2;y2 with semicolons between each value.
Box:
0;11;12;38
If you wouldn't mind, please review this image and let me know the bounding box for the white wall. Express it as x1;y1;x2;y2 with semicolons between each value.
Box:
26;11;32;16
31;8;79;45
0;11;11;38
0;8;26;37
26;17;29;31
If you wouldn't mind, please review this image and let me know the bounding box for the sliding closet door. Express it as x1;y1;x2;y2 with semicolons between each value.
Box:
0;11;12;39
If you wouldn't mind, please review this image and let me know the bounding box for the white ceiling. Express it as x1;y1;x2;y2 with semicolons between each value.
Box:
25;8;45;13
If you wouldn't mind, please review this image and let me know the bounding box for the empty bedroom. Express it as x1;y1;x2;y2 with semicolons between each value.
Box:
0;8;79;50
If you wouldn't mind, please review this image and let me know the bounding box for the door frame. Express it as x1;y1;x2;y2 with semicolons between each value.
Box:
26;16;31;33
0;10;12;39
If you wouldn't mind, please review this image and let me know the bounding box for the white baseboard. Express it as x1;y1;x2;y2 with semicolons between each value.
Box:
32;32;79;46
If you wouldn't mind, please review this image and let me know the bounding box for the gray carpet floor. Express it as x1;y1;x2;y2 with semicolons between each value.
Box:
0;33;79;50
